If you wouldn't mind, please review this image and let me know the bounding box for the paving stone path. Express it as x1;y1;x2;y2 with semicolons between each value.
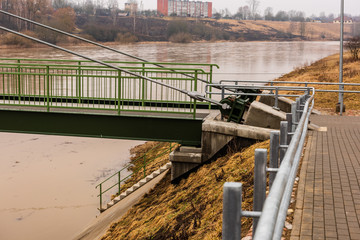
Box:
291;115;360;240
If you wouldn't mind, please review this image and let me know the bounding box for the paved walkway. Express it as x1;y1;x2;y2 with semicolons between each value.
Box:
291;115;360;240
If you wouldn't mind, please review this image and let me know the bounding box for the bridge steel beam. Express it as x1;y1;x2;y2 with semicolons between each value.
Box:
0;110;202;146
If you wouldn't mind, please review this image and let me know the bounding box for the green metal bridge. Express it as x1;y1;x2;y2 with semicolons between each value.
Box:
0;58;219;146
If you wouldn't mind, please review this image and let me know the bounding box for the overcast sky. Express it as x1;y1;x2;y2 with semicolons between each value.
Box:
118;0;360;16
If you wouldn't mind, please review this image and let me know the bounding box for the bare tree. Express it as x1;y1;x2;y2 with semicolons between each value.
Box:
247;0;260;20
345;37;360;61
264;7;273;21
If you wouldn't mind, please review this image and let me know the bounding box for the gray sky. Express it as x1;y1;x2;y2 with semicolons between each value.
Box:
119;0;360;16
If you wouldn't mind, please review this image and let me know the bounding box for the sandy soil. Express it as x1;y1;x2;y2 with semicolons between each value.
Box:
0;132;143;240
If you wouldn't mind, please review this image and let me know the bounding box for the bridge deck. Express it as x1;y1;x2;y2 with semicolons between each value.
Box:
291;115;360;240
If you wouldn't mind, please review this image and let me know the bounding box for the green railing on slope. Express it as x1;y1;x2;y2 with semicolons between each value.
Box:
95;142;176;211
0;58;219;118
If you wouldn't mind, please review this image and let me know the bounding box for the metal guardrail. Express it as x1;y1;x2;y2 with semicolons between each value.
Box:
206;83;312;110
96;142;176;211
222;87;315;240
219;79;360;93
0;58;218;118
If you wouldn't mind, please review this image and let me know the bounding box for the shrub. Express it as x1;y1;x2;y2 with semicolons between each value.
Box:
169;32;192;43
115;32;138;43
345;36;360;61
1;31;37;47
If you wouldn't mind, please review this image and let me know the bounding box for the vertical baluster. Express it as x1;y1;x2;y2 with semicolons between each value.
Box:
269;131;280;189
222;182;243;240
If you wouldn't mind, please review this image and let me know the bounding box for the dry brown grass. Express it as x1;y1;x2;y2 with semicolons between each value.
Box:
276;52;360;113
101;140;270;240
216;19;353;41
111;142;178;199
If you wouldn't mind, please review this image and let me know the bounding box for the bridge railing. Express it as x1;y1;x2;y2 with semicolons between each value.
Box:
0;58;218;118
221;85;315;240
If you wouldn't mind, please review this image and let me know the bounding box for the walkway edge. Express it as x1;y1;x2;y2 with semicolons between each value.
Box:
290;134;313;240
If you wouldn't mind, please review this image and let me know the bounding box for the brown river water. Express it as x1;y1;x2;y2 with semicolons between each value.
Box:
0;41;339;240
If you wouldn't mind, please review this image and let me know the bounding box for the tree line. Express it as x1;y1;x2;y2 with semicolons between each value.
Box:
213;0;360;22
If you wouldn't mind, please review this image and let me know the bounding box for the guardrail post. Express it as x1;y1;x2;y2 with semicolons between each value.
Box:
272;87;280;110
269;131;280;189
296;98;301;121
254;149;267;233
222;182;243;240
291;102;297;132
286;113;293;144
280;121;288;164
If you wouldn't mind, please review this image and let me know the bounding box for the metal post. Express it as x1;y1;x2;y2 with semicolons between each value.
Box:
222;182;243;240
253;149;267;233
280;121;288;164
77;61;81;103
291;102;297;132
193;70;198;119
339;0;344;116
296;98;301;120
118;70;122;115
286;113;293;144
269;132;280;189
17;59;21;104
46;66;50;112
118;171;121;194
99;184;103;211
274;88;279;110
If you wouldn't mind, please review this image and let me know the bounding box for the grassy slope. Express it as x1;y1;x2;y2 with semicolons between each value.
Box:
101;140;270;240
207;19;353;41
277;52;360;112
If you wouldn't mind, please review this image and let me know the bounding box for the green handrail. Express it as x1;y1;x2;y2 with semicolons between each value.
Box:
95;142;176;210
0;58;216;118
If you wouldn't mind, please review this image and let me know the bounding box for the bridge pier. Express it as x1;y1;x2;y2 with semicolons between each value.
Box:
170;111;275;181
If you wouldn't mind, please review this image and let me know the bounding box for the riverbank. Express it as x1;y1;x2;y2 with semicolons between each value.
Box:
0;18;355;48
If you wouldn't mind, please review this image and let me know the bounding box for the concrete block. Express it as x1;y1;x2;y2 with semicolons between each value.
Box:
151;172;160;178
113;196;120;203
244;101;286;129
171;161;200;181
107;201;114;208
145;175;153;181
119;193;126;200
169;150;202;164
259;91;294;113
202;119;273;141
139;179;147;185
125;188;133;195
201;131;234;161
179;146;202;153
